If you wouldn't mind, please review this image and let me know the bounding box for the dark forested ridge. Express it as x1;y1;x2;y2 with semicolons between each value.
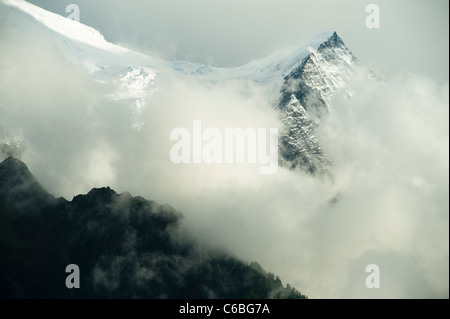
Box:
0;156;306;299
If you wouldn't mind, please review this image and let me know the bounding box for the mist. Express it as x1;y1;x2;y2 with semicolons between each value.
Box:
0;7;448;298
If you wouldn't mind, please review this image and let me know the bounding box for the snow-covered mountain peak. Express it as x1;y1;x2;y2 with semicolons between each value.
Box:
279;31;361;115
234;31;336;83
2;0;161;132
3;0;129;55
2;1;369;174
276;31;369;173
317;32;346;50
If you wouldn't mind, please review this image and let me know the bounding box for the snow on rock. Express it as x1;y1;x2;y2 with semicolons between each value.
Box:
279;32;361;116
279;95;331;174
2;0;160;131
3;0;129;54
276;32;367;173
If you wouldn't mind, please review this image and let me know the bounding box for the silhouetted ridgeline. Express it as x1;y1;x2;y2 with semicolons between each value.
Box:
0;156;306;299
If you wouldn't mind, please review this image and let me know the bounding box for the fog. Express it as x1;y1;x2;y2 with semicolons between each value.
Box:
0;7;448;298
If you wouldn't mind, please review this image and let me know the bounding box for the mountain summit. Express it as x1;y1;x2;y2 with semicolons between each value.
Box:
277;32;362;173
279;31;359;114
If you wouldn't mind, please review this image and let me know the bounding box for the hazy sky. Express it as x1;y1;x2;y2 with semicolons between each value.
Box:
27;0;449;83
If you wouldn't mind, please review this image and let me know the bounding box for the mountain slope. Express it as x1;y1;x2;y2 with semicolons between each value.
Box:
279;32;360;115
2;0;160;131
277;32;364;173
279;95;330;174
0;157;306;298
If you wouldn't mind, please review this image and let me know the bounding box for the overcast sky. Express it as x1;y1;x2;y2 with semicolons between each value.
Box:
27;0;449;83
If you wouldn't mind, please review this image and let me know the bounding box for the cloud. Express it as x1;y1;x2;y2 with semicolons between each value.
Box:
0;6;448;298
145;71;448;298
